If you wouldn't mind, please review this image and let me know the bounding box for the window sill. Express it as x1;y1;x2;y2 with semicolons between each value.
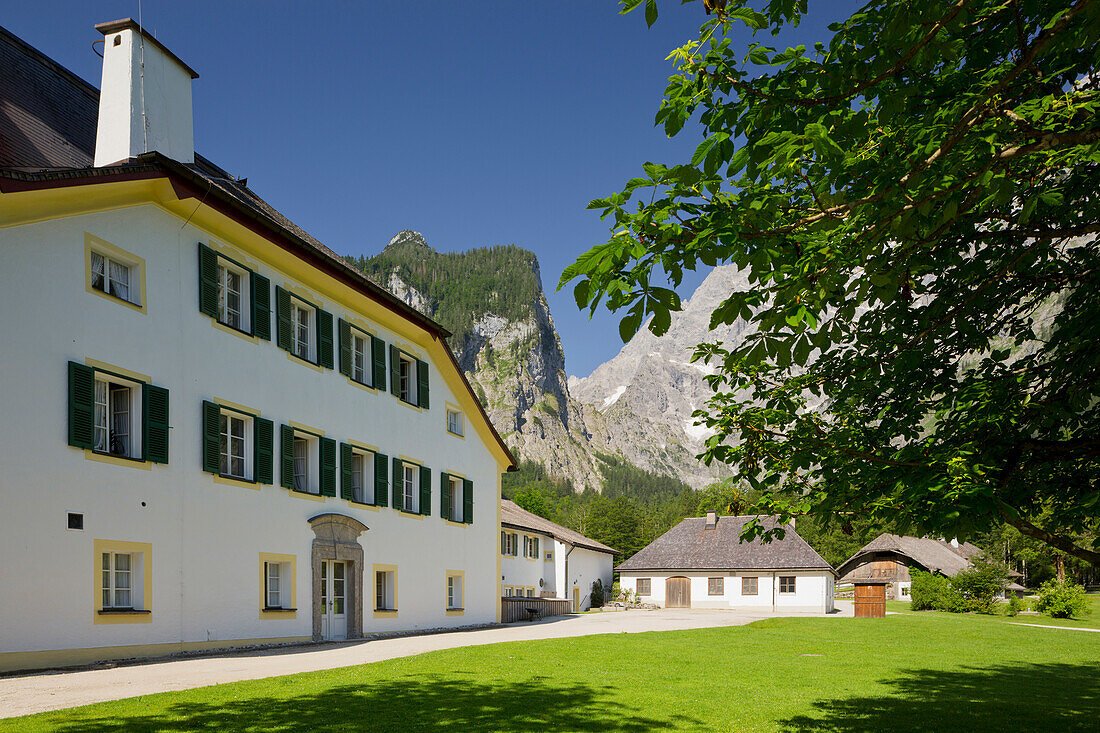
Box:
373;609;398;619
212;319;259;344
84;450;152;470
393;396;424;412
442;519;468;528
285;350;324;372
445;430;465;439
445;608;464;616
347;499;380;511
262;607;297;613
98;608;151;616
396;509;427;519
89;286;144;313
214;474;260;491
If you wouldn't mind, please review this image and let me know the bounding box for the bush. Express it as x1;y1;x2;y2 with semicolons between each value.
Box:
590;578;605;608
949;559;1007;615
1036;580;1089;619
910;569;953;611
1005;595;1023;617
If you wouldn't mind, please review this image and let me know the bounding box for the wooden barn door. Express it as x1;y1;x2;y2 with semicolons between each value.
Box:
854;583;886;618
666;577;691;608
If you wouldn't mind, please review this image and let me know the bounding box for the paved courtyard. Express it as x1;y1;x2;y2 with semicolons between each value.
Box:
0;605;851;718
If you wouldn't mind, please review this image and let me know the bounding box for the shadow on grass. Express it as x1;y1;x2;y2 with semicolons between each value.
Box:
49;673;699;732
780;662;1100;732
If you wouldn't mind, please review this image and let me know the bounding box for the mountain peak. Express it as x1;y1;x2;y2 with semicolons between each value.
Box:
385;230;433;253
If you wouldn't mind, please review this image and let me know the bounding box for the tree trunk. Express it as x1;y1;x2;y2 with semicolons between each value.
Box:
1056;554;1065;583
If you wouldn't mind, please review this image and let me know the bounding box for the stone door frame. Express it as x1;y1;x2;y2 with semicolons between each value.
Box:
308;513;368;641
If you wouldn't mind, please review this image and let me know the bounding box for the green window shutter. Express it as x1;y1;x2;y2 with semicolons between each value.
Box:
201;400;221;474
275;286;292;352
416;359;430;409
463;479;474;524
254;417;274;484
440;472;451;519
340;442;354;500
392;456;403;510
389;344;401;397
280;424;295;489
198;243;218;318
317;309;334;369
419;465;431;516
338;319;352;377
68;361;96;449
374;452;389;507
142;384;170;464
251;272;271;340
319;437;337;496
371;335;386;390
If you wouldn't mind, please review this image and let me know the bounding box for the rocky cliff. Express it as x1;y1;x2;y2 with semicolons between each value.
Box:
351;231;603;491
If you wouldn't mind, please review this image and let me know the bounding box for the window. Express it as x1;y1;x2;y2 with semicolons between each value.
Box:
199;243;271;339
523;535;540;559
447;574;464;610
742;577;759;595
901;585;911;598
292;301;314;362
526;588;535;598
351;452;365;503
708;577;724;596
342;444;378;505
501;531;519;557
375;570;396;611
281;426;334;496
403;464;418;512
219;411;251;480
636;578;651;596
503;586;513;597
101;552;132;608
544;551;553;562
217;263;251;332
447;475;463;522
67;512;84;530
779;576;796;594
90;251;135;304
69;362;169;464
446;408;464;437
390;345;429;408
351;332;368;384
294;437;310;493
265;562;282;608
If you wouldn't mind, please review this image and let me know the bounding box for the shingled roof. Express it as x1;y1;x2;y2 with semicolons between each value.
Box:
0;22;516;469
500;500;616;555
617;515;834;573
836;533;986;580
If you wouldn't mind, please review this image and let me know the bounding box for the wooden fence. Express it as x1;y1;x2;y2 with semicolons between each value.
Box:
501;597;572;623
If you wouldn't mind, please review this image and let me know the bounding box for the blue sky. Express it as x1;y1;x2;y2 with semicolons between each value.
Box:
7;1;861;376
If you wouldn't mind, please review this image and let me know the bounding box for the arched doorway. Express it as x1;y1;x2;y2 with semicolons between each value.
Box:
308;513;368;641
666;576;691;608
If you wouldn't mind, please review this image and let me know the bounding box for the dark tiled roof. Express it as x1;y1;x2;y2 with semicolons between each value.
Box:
616;515;834;572
0;22;517;469
835;533;986;580
501;500;616;555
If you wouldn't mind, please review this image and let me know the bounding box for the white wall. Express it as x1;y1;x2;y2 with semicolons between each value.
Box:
0;205;504;662
619;571;834;613
500;533;613;611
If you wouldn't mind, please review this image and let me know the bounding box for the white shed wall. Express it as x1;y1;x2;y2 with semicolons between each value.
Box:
620;571;834;613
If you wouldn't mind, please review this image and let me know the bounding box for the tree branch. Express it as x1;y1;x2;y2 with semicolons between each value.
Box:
997;504;1100;566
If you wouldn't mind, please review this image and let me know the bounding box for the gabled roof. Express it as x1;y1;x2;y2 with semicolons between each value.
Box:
616;515;834;573
0;23;516;471
835;533;985;579
500;500;616;555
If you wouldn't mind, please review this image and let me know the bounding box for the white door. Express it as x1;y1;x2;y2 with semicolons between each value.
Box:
320;560;347;641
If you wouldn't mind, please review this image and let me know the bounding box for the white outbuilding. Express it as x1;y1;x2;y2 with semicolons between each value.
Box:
618;514;836;613
499;500;616;612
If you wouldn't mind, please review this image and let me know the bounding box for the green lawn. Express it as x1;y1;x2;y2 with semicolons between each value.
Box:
887;592;1100;629
5;613;1098;732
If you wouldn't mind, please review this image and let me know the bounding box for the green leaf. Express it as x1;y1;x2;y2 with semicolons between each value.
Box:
644;0;658;28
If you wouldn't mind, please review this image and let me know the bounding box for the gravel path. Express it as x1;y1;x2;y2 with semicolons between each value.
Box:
0;606;850;718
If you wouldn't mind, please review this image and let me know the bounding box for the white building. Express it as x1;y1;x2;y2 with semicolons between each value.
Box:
618;514;836;613
0;19;515;672
500;500;615;611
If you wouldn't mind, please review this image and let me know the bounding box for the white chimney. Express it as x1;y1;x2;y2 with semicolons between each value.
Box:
93;19;198;167
950;538;959;548
705;511;718;529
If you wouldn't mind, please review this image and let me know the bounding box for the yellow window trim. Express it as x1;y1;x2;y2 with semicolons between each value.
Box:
214;398;260;416
281;281;326;310
443;468;467;479
445;402;466;439
203;238;263;273
84;232;147;314
289;420;325;437
347;439;380;453
286;488;325;503
259;553;297;620
213;474;260;491
213;320;260;344
93;539;153;624
345;376;377;394
84;359;151;384
442;519;467;529
84;450;152;470
286;351;324;372
398;455;423;466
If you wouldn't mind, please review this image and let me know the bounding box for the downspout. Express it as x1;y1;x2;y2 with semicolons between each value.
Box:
772;571;777;613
